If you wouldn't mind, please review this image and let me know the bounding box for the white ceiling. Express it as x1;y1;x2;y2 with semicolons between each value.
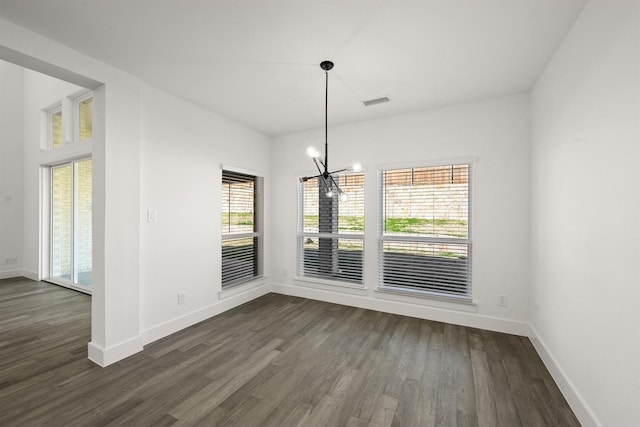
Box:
0;0;586;136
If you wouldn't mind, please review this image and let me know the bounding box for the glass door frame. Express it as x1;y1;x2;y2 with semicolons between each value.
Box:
46;157;92;295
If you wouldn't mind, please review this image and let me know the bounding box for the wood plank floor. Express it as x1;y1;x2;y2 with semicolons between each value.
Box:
0;277;580;426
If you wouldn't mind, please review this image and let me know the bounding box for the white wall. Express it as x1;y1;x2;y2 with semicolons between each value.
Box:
530;1;640;426
1;17;143;366
271;94;531;335
1;17;277;366
139;84;272;343
0;60;24;279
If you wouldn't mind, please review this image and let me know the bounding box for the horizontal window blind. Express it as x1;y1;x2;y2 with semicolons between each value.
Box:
222;170;263;289
298;173;365;284
379;164;472;300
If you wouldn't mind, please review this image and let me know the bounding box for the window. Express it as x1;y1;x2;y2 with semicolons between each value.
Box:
44;91;93;150
221;170;263;289
297;173;365;285
49;105;63;149
77;96;93;141
379;164;472;301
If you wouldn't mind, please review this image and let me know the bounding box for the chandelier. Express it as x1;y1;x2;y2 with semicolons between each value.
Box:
300;60;362;202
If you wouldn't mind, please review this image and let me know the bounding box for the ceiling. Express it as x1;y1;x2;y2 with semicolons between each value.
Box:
0;0;586;136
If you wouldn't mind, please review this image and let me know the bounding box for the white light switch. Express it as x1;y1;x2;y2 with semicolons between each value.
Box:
147;209;157;222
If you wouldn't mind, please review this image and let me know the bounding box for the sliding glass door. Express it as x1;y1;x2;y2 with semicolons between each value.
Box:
50;159;92;291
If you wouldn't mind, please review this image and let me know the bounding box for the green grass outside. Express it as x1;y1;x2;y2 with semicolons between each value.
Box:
304;215;467;238
223;212;254;226
384;217;467;238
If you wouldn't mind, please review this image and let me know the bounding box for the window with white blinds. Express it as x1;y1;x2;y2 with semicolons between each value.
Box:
297;173;365;285
222;170;263;289
379;164;472;301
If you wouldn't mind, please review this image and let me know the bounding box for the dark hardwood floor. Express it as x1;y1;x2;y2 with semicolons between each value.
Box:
0;277;580;426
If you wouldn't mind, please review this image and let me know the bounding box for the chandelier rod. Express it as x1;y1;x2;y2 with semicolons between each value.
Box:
300;60;361;194
324;67;329;177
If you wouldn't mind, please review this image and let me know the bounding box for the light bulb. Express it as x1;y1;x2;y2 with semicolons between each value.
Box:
352;162;362;172
326;190;333;198
339;193;348;202
306;146;320;159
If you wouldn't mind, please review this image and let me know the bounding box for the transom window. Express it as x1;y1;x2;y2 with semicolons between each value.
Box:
76;95;93;141
379;164;472;301
50;106;63;148
44;90;93;150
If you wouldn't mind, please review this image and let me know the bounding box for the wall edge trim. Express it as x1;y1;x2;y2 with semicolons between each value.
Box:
528;324;602;427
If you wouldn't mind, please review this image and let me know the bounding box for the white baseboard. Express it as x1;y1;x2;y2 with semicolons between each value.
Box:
0;269;23;280
141;283;271;345
87;335;144;367
271;282;528;336
528;324;601;427
21;269;39;281
0;269;38;280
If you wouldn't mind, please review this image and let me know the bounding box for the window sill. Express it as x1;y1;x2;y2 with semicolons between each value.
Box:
375;286;477;312
219;276;266;299
295;276;366;293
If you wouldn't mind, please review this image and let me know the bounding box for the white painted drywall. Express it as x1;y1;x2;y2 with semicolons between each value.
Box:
139;84;272;340
0;17;144;365
530;1;640;426
0;60;24;279
271;94;531;334
1;17;276;365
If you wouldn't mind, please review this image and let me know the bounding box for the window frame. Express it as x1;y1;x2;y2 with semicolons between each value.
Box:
73;91;93;143
43;90;94;151
221;166;264;289
46;102;63;150
296;171;365;287
48;157;93;294
378;161;473;303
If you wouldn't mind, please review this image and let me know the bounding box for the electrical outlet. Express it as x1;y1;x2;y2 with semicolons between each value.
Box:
5;258;17;265
498;295;508;307
177;292;185;305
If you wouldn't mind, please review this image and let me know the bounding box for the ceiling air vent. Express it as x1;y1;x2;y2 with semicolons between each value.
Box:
363;96;390;107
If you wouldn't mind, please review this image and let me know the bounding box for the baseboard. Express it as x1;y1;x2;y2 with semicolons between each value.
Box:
0;269;23;280
87;335;144;367
21;269;39;281
141;283;271;345
528;324;601;427
0;269;38;280
271;282;528;336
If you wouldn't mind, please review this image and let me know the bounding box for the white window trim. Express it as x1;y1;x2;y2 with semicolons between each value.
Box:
377;162;473;303
376;156;479;172
221;165;264;290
